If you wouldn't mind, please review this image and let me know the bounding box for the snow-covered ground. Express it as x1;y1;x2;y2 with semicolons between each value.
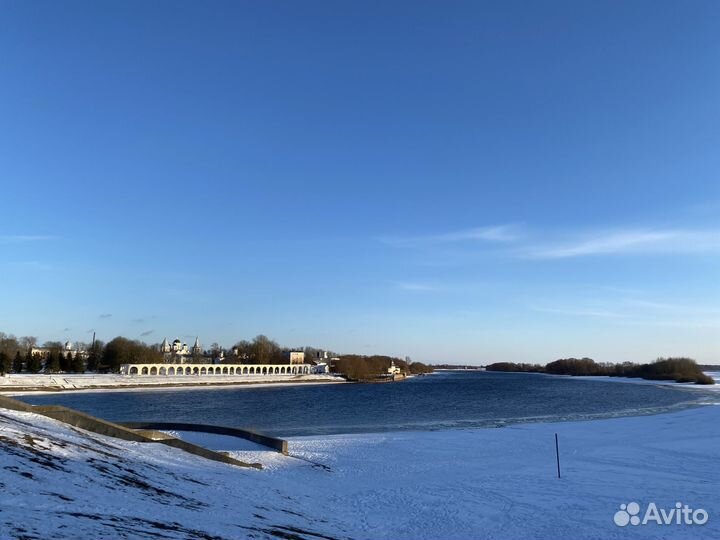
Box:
564;371;720;391
2;398;719;539
0;372;345;394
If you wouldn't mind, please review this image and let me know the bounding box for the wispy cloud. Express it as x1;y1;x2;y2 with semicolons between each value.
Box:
523;228;720;259
382;223;720;260
631;318;720;329
531;292;720;329
382;225;520;247
2;260;54;271
396;281;441;292
530;306;628;319
621;298;720;317
99;313;112;319
0;235;57;243
140;330;154;337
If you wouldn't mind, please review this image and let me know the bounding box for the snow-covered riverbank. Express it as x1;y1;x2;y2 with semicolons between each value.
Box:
0;372;345;395
2;396;719;539
560;371;720;390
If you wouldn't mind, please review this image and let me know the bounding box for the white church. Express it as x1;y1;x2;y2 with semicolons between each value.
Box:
159;337;203;361
120;336;330;378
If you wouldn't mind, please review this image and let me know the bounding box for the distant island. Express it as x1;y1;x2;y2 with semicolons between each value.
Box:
332;355;433;381
486;357;715;385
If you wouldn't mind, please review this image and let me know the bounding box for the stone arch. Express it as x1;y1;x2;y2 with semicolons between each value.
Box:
141;367;149;375
193;367;199;375
150;366;158;375
159;367;167;375
291;366;297;374
222;367;228;374
262;367;268;375
280;366;286;374
304;366;309;374
273;367;278;374
200;367;207;375
168;367;175;375
208;367;214;375
130;366;139;375
249;367;255;374
242;367;248;374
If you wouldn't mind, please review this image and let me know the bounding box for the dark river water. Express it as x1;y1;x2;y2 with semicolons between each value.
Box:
17;371;711;437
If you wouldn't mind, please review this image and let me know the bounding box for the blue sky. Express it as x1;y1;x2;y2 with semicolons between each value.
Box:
1;1;719;363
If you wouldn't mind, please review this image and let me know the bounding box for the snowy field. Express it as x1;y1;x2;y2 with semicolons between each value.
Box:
2;397;719;539
0;373;345;394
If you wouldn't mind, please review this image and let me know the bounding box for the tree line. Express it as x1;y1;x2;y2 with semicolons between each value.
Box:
0;332;166;374
332;354;433;380
1;331;340;374
2;329;434;379
485;357;715;384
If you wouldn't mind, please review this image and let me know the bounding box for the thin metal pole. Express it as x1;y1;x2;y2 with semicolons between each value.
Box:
555;433;561;479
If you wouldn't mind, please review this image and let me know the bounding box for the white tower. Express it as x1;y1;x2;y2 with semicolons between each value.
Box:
192;337;202;355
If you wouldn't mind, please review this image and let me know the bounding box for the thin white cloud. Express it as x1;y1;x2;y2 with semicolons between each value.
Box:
523;228;720;259
0;235;57;243
396;281;441;292
628;318;720;329
621;298;720;316
382;225;520;247
531;293;720;329
536;306;720;328
1;260;54;271
530;306;628;319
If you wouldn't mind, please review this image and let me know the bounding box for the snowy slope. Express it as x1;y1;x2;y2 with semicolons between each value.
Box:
0;409;348;540
2;404;720;539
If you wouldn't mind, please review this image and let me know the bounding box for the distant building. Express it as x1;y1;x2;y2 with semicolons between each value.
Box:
160;337;208;362
158;336;217;363
160;337;190;356
191;337;202;356
283;351;305;365
387;361;401;375
31;341;86;360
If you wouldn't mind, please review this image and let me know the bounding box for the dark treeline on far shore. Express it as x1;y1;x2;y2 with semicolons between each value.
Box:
486;357;715;385
697;364;720;371
0;330;432;378
430;364;485;370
